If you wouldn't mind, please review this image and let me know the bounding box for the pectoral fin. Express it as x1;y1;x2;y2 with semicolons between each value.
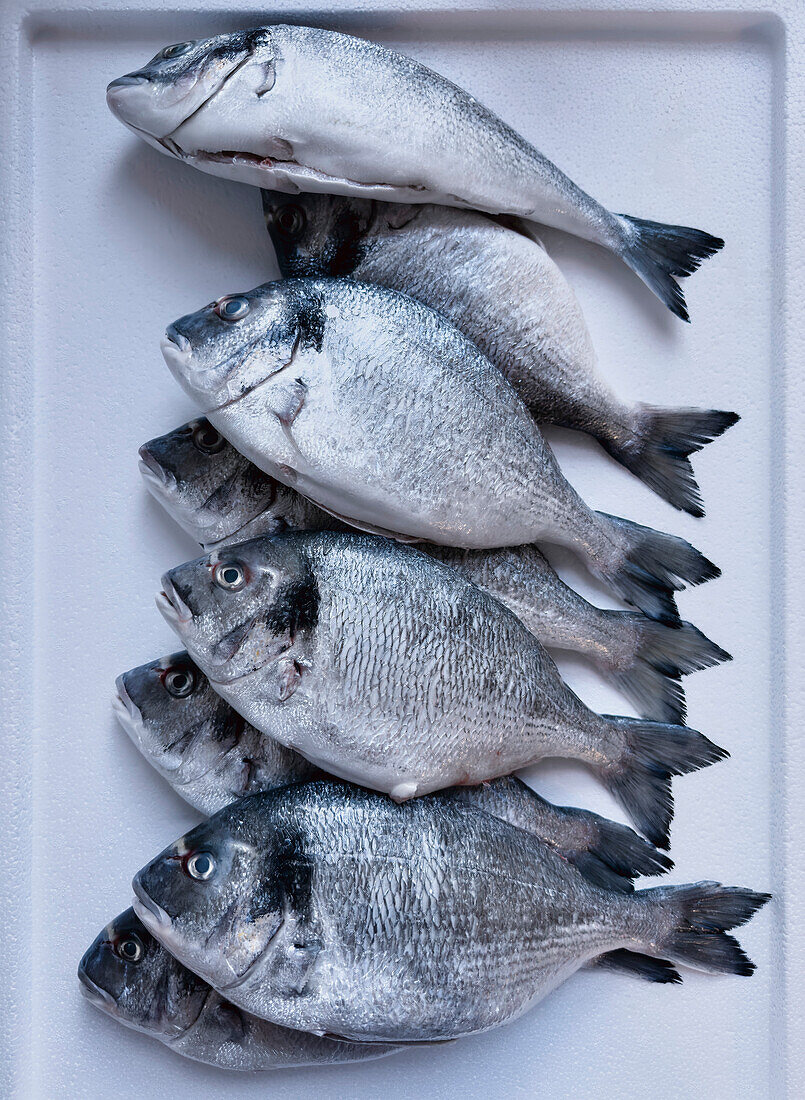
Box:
277;656;304;703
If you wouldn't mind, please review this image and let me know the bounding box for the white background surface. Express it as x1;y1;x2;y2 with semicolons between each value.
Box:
1;2;802;1097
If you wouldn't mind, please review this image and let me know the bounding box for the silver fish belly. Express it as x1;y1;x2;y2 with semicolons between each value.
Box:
131;783;769;1041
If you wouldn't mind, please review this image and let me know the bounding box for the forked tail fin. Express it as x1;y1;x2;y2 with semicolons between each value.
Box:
597;716;728;848
617;214;724;321
635;882;771;975
602;407;739;516
604;613;731;725
595;512;720;623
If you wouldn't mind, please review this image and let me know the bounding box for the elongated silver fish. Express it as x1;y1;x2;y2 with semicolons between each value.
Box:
139;419;731;724
113;652;671;893
262;192;737;514
161;277;720;622
157;530;726;846
132;782;769;1042
79;907;401;1068
106;25;723;319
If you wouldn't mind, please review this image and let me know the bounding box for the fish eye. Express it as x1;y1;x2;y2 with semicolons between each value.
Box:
160;41;194;61
164;666;196;698
214;296;250;322
186;851;215;881
274;204;306;239
115;935;144;963
192;423;226;455
213;562;246;591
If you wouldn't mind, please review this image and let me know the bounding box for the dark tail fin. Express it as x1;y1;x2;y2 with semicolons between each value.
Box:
602;407;739;516
605;613;732;725
593;949;681;984
617;215;724;321
637;882;771;975
452;778;671;893
598;716;728;848
596;512;720;622
567;812;673;894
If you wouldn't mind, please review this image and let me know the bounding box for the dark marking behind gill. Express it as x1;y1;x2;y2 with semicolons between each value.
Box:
319;203;373;277
264;571;320;639
246;827;313;925
276;828;315;921
292;293;326;354
211;698;248;747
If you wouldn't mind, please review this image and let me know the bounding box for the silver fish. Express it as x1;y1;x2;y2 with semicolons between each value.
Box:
106;25;723;319
78;907;401;1068
161;277;720;622
113;652;671;893
262;192;737;514
113;650;320;813
156;530;726;846
132;782;769;1041
140;419;731;725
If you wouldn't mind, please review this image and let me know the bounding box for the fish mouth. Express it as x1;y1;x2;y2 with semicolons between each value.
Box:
78;967;116;1010
157;576;193;628
161;329;192;375
132;877;173;932
107;73;146;93
138;446;175;494
112;677;145;744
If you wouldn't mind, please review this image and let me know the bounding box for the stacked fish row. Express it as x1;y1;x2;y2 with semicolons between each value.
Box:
78;25;769;1073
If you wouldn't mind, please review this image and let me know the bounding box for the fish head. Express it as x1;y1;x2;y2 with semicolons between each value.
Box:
113;651;246;783
105;28;272;144
157;535;318;684
132;801;287;990
261;190;376;277
139;418;283;546
78;907;209;1039
161;282;299;410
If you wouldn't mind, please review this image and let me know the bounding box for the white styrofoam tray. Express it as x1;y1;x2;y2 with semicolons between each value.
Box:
1;2;802;1097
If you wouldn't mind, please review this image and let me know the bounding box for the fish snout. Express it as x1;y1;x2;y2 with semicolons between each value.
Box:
157;572;195;629
77;965;116;1010
132;871;173;932
107;73;148;92
161;328;193;379
105;74;151;126
112;675;145;744
138;444;175;495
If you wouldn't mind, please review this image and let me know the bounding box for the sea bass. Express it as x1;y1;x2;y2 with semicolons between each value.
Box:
79;907;401;1069
113;651;671;893
106;25;723;319
132;782;769;1041
156;530;726;846
161;277;720;622
139;418;731;725
262;192;737;514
